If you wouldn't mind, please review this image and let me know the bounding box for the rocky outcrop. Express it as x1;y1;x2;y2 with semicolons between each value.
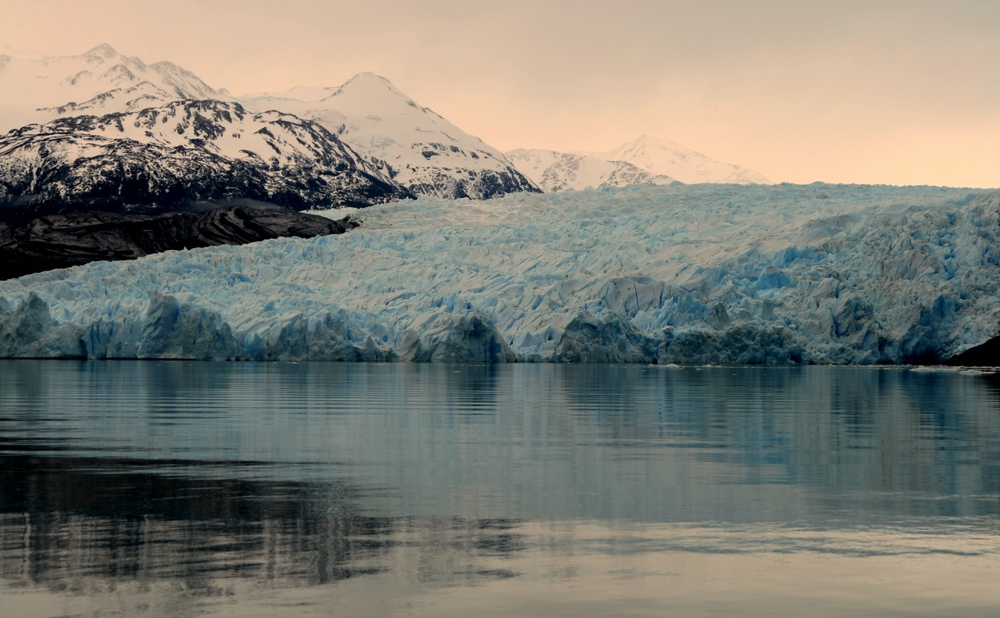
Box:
945;336;1000;367
0;205;357;280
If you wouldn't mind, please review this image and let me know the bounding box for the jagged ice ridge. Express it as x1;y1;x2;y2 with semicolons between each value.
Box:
0;184;998;363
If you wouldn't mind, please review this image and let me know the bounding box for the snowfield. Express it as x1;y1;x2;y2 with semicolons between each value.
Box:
1;183;998;363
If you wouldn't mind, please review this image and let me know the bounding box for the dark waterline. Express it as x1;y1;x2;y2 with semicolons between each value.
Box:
1;361;999;617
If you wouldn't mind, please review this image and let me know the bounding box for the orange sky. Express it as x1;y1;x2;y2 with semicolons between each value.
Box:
1;0;998;187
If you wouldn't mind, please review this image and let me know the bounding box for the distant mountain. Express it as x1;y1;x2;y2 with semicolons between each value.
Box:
0;44;227;132
241;73;540;200
586;136;771;185
0;44;763;205
0;99;410;212
506;137;771;193
0;45;539;202
505;149;675;192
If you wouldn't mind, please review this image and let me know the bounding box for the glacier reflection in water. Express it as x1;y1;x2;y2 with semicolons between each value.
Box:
1;361;999;617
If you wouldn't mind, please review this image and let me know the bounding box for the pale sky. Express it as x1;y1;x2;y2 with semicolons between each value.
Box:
1;0;998;187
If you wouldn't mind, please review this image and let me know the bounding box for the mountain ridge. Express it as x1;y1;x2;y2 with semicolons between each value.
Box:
506;148;676;192
0;44;228;131
507;136;771;192
585;135;771;185
240;72;540;200
0;99;410;212
0;44;771;204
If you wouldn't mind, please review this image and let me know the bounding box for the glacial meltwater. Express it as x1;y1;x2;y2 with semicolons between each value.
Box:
1;361;999;617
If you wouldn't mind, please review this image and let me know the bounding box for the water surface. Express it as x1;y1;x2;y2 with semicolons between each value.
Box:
1;362;999;616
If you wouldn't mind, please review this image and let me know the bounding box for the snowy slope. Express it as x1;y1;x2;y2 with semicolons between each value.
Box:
506;148;674;192
0;44;226;132
587;136;771;185
0;100;409;210
241;85;337;103
240;73;539;199
1;184;998;364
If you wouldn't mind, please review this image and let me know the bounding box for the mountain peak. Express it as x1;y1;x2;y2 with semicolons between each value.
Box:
148;60;218;96
343;71;393;86
592;137;771;185
329;72;411;102
622;135;682;150
233;71;538;199
0;44;225;131
82;44;118;60
506;148;675;192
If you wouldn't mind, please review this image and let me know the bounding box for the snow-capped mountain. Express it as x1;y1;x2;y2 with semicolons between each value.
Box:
586;136;771;185
0;100;409;211
506;137;771;192
1;45;540;202
0;44;227;132
505;149;675;192
240;73;539;200
0;44;762;206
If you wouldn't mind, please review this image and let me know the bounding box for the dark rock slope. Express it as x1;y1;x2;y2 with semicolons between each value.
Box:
0;206;357;280
945;337;1000;367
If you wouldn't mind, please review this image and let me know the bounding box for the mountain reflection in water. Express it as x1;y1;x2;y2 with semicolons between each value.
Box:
1;362;999;617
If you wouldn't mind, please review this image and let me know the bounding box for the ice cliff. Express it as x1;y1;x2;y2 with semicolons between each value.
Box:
1;183;998;364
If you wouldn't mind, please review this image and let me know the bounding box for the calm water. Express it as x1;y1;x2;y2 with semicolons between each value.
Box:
1;361;999;617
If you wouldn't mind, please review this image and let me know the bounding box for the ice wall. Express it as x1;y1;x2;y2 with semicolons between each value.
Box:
1;183;997;363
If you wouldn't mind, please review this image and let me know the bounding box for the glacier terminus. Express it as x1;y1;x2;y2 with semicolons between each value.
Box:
1;183;998;365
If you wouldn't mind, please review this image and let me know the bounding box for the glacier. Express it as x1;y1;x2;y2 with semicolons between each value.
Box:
1;183;999;364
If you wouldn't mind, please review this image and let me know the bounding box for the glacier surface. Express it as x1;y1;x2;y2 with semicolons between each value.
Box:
1;183;999;364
